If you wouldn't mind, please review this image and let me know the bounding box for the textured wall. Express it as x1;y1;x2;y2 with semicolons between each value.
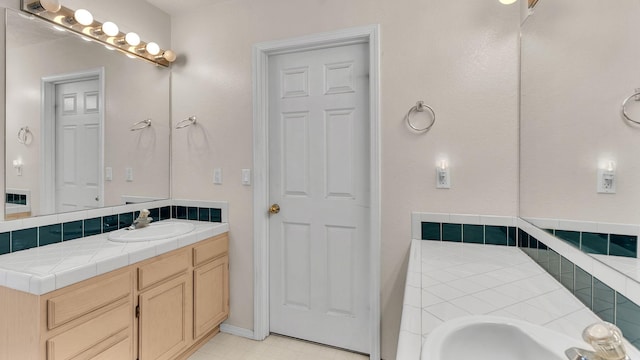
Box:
170;0;520;358
520;0;640;224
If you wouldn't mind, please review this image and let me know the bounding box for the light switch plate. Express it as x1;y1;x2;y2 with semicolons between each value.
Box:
105;167;113;181
213;168;223;184
242;169;251;185
125;167;133;182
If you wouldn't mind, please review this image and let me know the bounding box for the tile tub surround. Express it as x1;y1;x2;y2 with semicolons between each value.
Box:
0;199;228;255
519;224;640;348
396;240;640;360
0;220;228;295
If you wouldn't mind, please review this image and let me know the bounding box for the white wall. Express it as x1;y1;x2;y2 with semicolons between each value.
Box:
520;0;640;224
170;0;520;358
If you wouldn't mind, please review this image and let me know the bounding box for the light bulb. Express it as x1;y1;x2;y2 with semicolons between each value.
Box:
145;42;160;55
499;0;517;4
102;22;119;37
162;50;177;62
74;9;93;26
125;32;141;46
40;0;61;12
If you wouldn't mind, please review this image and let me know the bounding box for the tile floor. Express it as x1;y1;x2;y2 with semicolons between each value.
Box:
188;332;368;360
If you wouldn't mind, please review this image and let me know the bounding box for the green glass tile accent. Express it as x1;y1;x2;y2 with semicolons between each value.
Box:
39;224;62;246
160;206;171;220
616;293;640;347
421;222;441;241
63;221;83;241
518;229;529;248
210;208;222;222
560;256;574;292
555;230;580;248
548;249;561;281
442;223;462;242
593;278;615;323
12;228;37;252
84;217;102;236
198;208;210;222
103;215;119;233
0;232;10;255
485;226;507;246
581;232;608;255
119;212;134;229
508;227;517;246
149;208;160;221
175;206;187;219
609;234;638;258
574;266;592;309
463;224;484;244
536;245;549;271
528;236;539;261
188;207;198;220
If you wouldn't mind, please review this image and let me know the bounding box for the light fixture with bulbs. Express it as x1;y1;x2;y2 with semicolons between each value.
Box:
22;0;177;67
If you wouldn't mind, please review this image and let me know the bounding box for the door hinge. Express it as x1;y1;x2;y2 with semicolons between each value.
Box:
135;305;140;318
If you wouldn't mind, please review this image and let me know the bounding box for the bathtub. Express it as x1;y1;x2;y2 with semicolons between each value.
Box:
421;315;590;360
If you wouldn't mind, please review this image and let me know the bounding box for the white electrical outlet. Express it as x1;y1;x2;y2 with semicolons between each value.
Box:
105;167;113;181
213;168;223;184
436;166;450;189
597;169;616;194
125;167;133;182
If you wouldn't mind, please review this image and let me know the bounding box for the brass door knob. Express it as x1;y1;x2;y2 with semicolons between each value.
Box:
269;204;280;214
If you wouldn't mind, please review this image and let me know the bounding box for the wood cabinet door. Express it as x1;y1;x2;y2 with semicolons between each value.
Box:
193;255;229;340
138;273;190;360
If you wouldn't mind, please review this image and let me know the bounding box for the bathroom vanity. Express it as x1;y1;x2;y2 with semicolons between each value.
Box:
0;220;229;360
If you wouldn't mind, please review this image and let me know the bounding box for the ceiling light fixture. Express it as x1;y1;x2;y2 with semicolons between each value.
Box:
21;1;177;67
499;0;518;4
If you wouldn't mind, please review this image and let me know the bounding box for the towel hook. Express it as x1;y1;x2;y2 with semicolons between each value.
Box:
130;119;152;131
176;116;196;129
406;101;436;132
17;126;33;145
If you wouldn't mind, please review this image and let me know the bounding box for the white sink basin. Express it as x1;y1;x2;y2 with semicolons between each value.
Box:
108;221;196;242
421;316;589;360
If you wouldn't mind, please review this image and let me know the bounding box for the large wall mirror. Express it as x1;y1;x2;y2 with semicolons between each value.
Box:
4;7;170;220
520;0;640;281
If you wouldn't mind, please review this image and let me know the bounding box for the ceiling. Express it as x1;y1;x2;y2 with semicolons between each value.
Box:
145;0;230;15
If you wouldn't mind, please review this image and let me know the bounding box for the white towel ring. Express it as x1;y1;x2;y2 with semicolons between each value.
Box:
406;101;436;132
622;91;640;125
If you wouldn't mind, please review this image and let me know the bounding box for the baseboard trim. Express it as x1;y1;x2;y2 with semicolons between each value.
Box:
220;323;256;340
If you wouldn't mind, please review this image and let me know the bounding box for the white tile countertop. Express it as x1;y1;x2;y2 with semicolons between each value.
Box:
397;240;640;360
0;220;228;295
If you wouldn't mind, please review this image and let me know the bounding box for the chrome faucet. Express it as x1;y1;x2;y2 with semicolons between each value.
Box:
565;322;629;360
127;209;153;230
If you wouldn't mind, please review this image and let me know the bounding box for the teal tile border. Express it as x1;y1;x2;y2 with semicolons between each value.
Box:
420;222;517;246
0;205;224;255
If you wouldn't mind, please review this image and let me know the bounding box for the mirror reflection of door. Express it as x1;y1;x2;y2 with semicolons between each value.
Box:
40;72;104;215
54;78;101;213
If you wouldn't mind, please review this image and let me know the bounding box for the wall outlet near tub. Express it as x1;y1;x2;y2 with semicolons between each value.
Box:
597;168;615;194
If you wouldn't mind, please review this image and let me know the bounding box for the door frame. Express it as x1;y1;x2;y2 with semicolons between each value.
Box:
40;68;105;214
252;25;381;359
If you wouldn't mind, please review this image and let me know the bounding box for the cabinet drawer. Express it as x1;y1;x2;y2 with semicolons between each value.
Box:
47;271;132;330
193;234;228;267
46;301;132;360
138;249;189;291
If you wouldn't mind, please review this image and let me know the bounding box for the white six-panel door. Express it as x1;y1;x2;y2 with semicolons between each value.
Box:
55;79;101;212
268;43;370;353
